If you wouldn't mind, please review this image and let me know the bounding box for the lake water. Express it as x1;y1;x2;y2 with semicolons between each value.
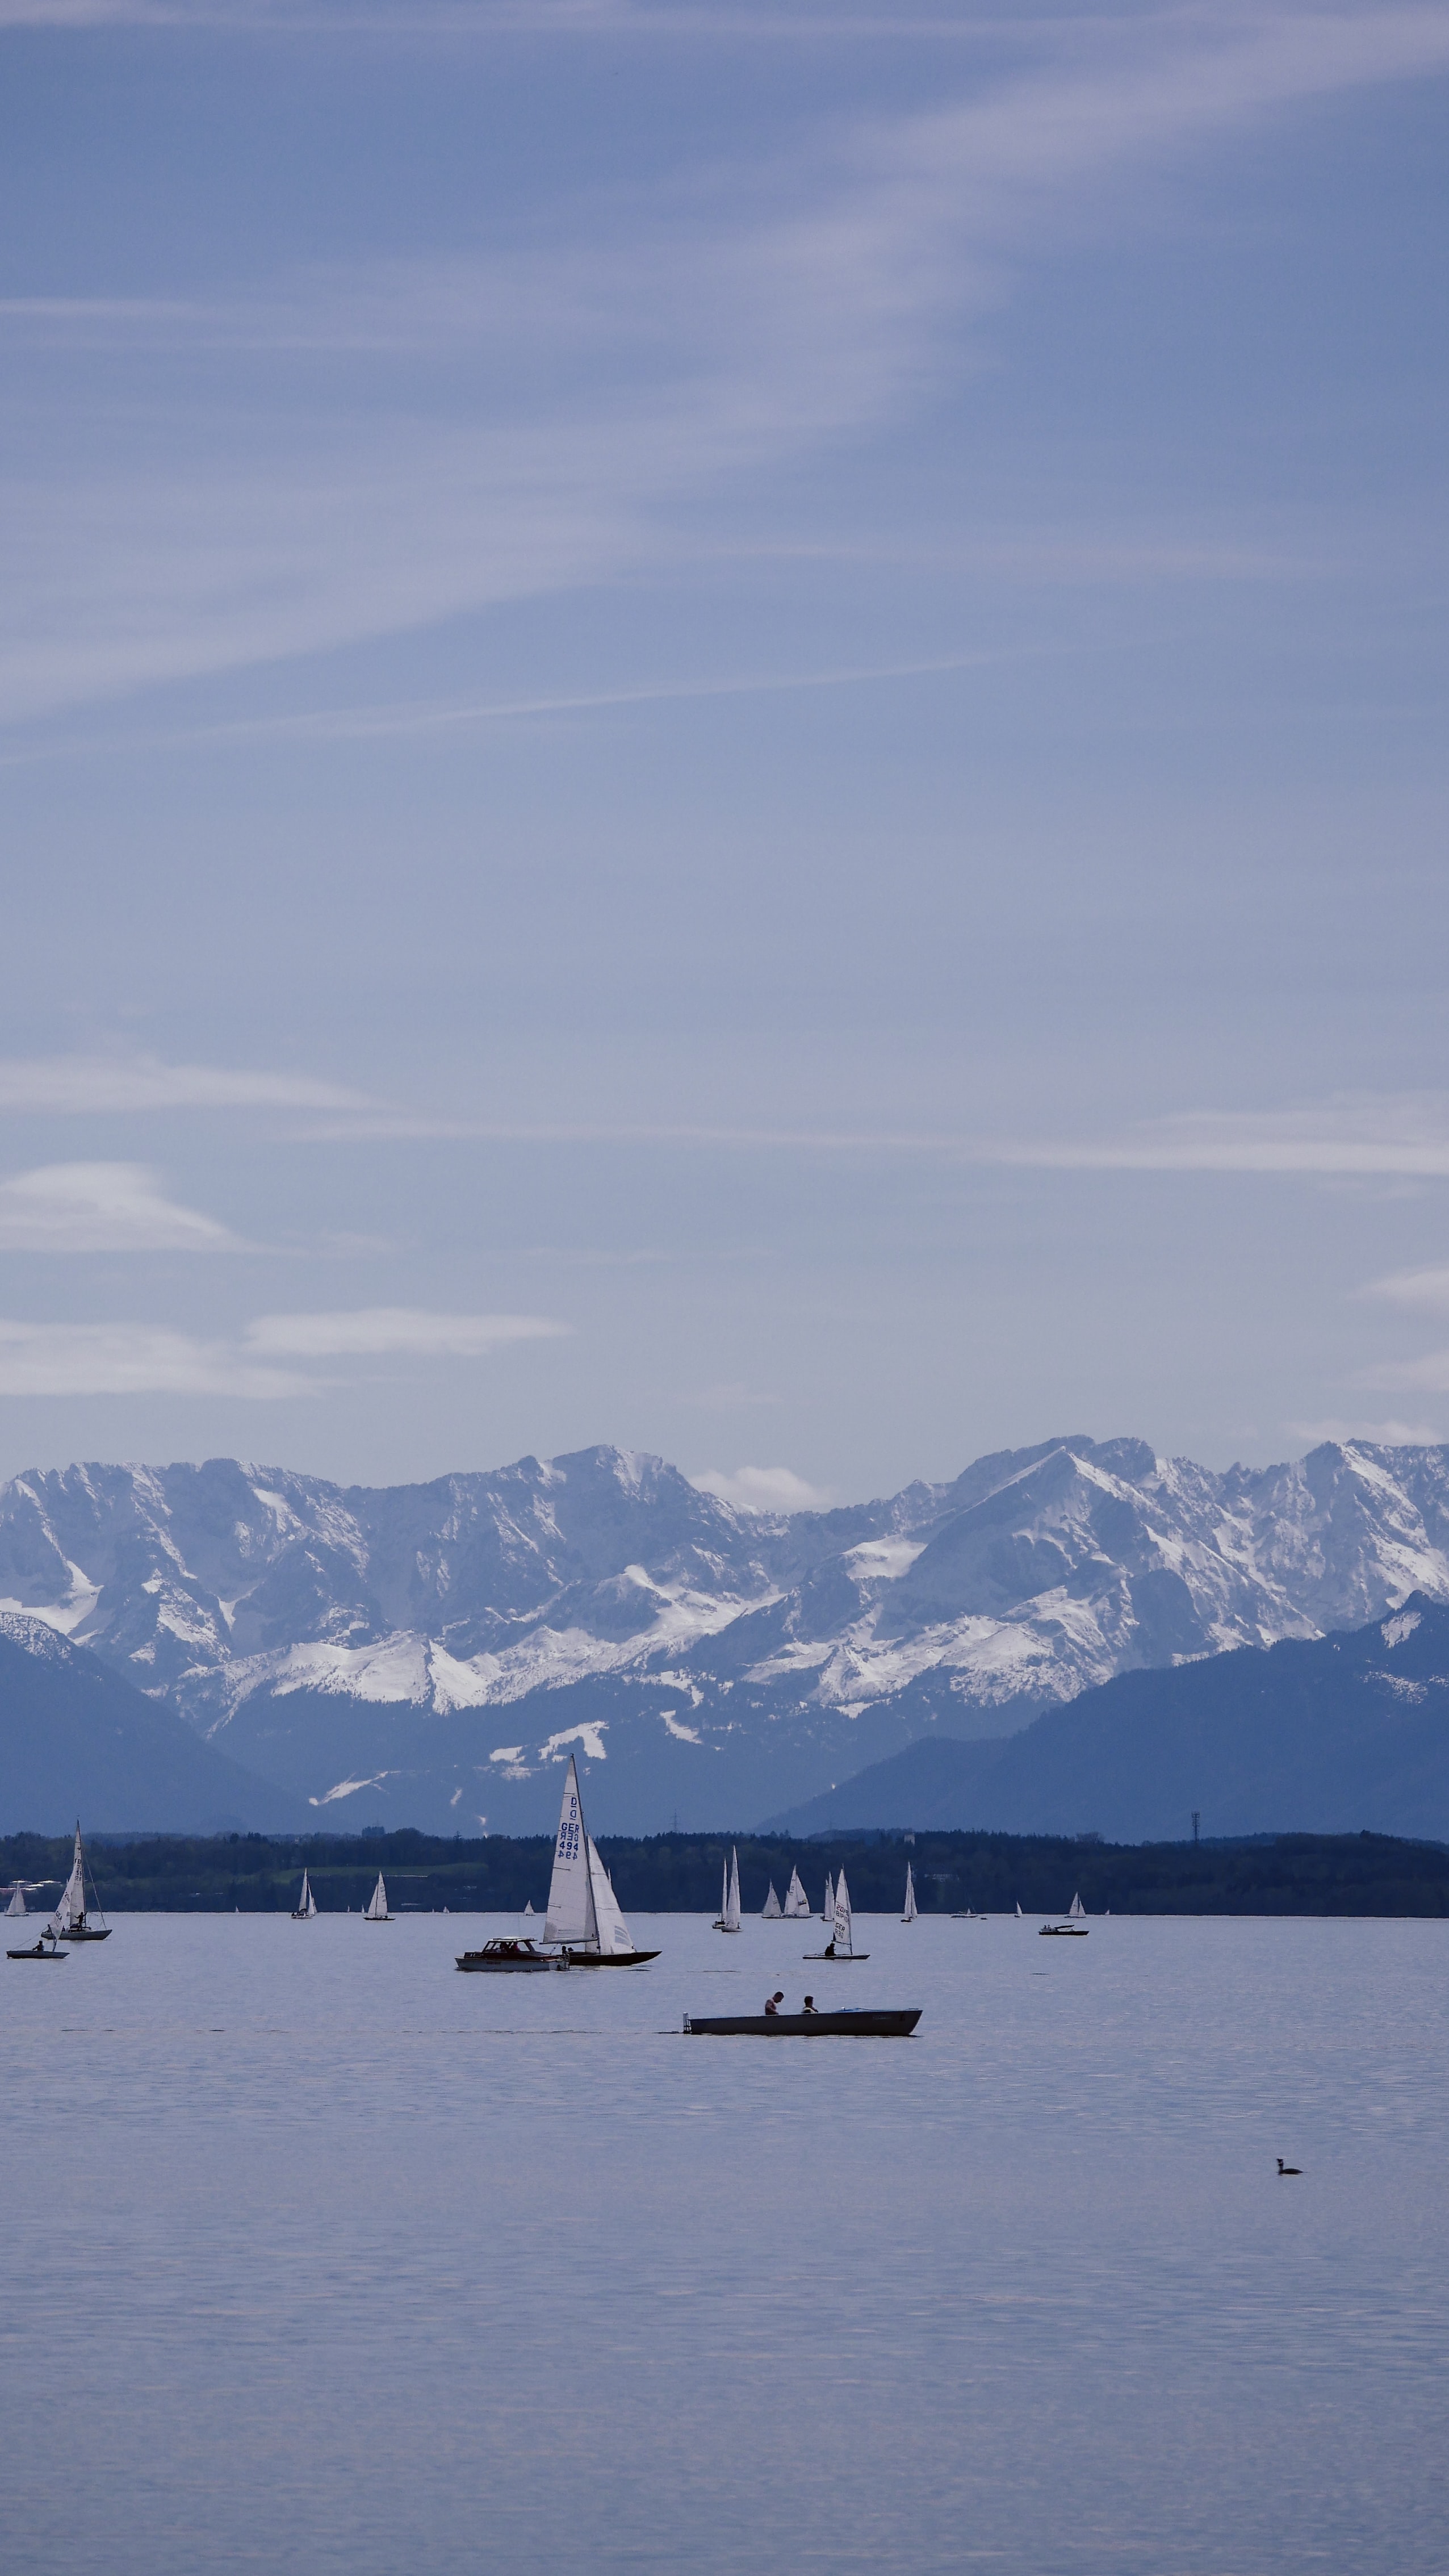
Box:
2;1909;1444;2572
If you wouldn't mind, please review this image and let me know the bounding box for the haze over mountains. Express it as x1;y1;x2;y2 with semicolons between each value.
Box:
4;1434;1449;1834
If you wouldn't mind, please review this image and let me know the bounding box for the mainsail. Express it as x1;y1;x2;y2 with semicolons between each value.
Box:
782;1867;810;1920
762;1881;782;1920
6;1882;26;1918
293;1870;317;1920
364;1873;390;1921
722;1849;741;1933
832;1867;854;1958
51;1829;86;1935
902;1862;918;1923
822;1871;834;1927
544;1757;597;1946
1068;1892;1086;1920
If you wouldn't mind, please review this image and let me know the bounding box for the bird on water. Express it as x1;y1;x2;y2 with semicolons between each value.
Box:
1276;2159;1302;2176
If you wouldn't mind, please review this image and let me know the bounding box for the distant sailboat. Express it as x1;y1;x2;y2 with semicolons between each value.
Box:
523;1899;535;1916
902;1863;918;1923
543;1755;659;1965
292;1870;318;1920
713;1848;742;1933
1015;1902;1023;1918
364;1872;391;1922
782;1867;810;1920
1069;1892;1086;1920
821;1871;834;1927
762;1881;782;1920
51;1824;110;1942
1040;1889;1088;1937
806;1864;868;1960
6;1882;26;1918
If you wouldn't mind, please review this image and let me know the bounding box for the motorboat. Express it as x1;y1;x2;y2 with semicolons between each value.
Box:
684;2008;920;2037
455;1938;571;1973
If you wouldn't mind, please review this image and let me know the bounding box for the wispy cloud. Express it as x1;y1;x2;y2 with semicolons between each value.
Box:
0;1053;370;1113
0;1321;304;1398
983;1097;1449;1178
0;1302;570;1394
1360;1261;1449;1309
243;1306;570;1357
0;1162;239;1252
1284;1413;1444;1446
1356;1353;1449;1396
693;1463;832;1512
5;6;1446;722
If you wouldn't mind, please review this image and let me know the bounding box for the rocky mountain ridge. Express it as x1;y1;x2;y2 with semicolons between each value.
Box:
2;1435;1448;1830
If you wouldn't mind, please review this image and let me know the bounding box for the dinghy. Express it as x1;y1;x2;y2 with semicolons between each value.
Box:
902;1862;918;1923
782;1867;811;1920
292;1870;318;1920
9;1932;66;1962
51;1825;110;1942
713;1848;742;1933
684;2008;920;2038
805;1866;868;1961
363;1872;391;1922
542;1756;659;1965
762;1881;782;1919
524;1899;535;1917
6;1881;27;1918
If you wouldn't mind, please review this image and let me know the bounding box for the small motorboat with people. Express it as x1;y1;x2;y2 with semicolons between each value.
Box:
713;1848;742;1933
455;1938;570;1973
363;1872;392;1922
292;1870;319;1920
684;2005;921;2037
1040;1892;1088;1936
9;1930;67;1961
805;1867;868;1961
51;1824;111;1942
542;1756;660;1966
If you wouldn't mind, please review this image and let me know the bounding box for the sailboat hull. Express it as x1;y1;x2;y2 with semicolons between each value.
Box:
802;1950;869;1962
60;1926;111;1942
9;1943;68;1960
564;1947;660;1967
685;2009;920;2037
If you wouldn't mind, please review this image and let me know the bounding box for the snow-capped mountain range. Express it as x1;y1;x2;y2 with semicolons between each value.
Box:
3;1434;1449;1832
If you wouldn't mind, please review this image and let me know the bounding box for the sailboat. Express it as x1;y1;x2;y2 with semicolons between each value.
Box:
762;1881;782;1919
1040;1890;1088;1938
363;1872;391;1922
782;1866;811;1920
806;1864;868;1961
523;1899;535;1917
51;1824;110;1942
6;1881;26;1917
713;1848;742;1933
902;1862;918;1923
542;1755;659;1966
292;1870;318;1920
1015;1902;1024;1918
821;1871;834;1929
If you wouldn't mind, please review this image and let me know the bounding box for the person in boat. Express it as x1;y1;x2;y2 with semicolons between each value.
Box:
764;1990;784;2015
801;1994;817;2015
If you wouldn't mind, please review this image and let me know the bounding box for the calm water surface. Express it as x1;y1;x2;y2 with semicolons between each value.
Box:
2;1909;1444;2572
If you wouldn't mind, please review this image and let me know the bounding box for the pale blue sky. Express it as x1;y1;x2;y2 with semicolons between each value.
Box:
2;0;1448;1501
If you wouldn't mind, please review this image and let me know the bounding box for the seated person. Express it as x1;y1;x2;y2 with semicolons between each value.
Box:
801;1993;818;2014
764;1989;785;2015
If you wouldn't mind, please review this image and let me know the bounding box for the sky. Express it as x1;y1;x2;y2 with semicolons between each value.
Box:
1;0;1448;1506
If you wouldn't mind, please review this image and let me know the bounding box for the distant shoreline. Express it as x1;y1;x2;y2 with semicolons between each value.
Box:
3;1826;1447;1919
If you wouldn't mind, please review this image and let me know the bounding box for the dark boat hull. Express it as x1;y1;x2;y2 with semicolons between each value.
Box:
1039;1925;1088;1937
685;2008;920;2036
802;1951;869;1962
61;1926;111;1941
456;1952;568;1972
9;1944;67;1960
565;1948;660;1967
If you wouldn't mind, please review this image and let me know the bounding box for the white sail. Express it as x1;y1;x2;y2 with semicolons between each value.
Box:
6;1883;26;1917
543;1756;598;1947
783;1867;810;1919
585;1835;637;1956
523;1898;535;1917
902;1862;917;1923
1016;1902;1023;1917
715;1855;730;1924
365;1872;389;1921
294;1868;317;1918
832;1867;853;1958
723;1848;741;1933
763;1881;782;1919
822;1871;834;1926
51;1829;85;1934
1068;1892;1086;1920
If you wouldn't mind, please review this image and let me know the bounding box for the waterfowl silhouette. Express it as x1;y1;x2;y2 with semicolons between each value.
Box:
1276;2159;1302;2176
